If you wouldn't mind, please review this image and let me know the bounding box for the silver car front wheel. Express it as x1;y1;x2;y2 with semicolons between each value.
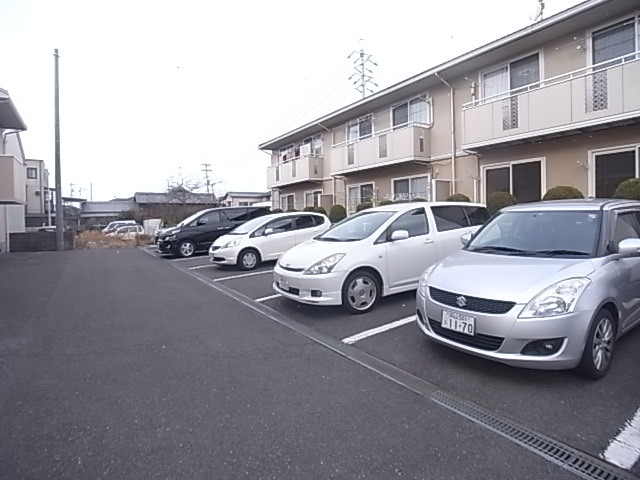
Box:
577;309;616;379
342;270;380;315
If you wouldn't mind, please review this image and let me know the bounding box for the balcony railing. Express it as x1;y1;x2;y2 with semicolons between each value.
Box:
462;53;640;148
0;155;26;204
267;154;324;188
333;125;430;174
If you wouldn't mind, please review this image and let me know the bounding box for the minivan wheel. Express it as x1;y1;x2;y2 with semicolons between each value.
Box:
177;240;196;258
577;309;616;379
342;270;380;315
238;248;260;271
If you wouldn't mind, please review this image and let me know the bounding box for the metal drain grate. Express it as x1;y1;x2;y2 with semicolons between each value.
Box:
430;389;636;480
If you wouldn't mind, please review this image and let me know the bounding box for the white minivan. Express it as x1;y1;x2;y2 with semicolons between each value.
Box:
209;211;330;270
273;202;489;314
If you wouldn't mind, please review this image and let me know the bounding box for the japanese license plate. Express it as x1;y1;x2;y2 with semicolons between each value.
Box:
278;276;290;291
441;310;475;336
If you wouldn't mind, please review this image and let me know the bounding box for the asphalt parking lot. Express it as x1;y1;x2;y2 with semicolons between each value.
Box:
1;247;639;479
152;248;640;479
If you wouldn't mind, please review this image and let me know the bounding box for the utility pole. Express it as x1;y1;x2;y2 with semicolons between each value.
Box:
348;40;378;98
202;162;213;204
54;48;64;251
70;182;75;197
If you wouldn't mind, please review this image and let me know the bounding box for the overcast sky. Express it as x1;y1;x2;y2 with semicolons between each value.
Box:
1;0;584;201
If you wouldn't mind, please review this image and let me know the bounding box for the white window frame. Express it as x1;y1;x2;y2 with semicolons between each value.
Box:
586;14;640;68
479;50;543;102
346;115;373;142
26;167;38;179
391;174;431;202
280;194;295;211
587;144;640;197
346;182;375;214
304;189;322;208
480;157;546;204
391;95;433;129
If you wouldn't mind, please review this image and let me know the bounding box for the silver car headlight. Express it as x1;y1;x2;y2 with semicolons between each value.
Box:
519;278;591;318
222;237;242;249
165;235;177;241
418;264;437;296
303;253;345;275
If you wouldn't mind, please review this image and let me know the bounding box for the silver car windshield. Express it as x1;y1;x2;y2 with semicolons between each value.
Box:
317;211;396;242
468;210;602;256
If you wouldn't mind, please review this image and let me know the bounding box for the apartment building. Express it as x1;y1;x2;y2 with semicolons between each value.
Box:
259;0;640;213
0;88;28;252
24;158;51;227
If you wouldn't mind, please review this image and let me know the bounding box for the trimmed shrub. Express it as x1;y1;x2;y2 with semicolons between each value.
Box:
286;208;298;212
270;208;283;213
313;206;327;216
613;178;640;200
486;191;517;215
356;202;373;212
410;197;427;202
328;204;347;223
378;199;394;206
303;206;316;211
542;185;584;200
446;193;471;202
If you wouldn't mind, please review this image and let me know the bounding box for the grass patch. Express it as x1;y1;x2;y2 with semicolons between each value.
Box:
75;231;152;249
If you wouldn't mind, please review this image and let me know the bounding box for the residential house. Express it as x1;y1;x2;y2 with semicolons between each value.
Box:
0;87;28;252
217;191;271;207
24;158;51;228
260;0;640;214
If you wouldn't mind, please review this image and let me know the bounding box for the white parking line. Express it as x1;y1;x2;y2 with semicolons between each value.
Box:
255;294;281;302
213;270;273;282
602;406;640;469
189;264;215;270
341;316;416;345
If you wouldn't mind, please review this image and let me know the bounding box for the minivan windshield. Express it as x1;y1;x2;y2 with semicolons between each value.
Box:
468;210;602;256
317;210;396;242
177;210;211;228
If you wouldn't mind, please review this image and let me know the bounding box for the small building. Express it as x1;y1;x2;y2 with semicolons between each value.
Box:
217;191;271;207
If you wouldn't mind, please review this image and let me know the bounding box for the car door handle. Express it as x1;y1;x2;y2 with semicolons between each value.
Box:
424;238;434;244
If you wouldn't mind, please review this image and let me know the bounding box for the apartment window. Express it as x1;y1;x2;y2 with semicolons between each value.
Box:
588;19;637;112
281;194;295;211
484;160;542;203
594;149;638;198
311;135;323;156
27;167;37;179
482;53;540;99
393;175;429;201
347;183;374;213
392;96;432;128
279;145;294;163
347;116;372;141
305;190;322;208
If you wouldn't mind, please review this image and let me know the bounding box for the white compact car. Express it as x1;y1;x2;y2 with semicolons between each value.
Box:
109;224;144;240
209;211;330;270
273;202;489;314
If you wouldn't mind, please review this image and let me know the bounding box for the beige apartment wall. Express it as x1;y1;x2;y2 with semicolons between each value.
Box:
543;32;587;79
479;124;640;197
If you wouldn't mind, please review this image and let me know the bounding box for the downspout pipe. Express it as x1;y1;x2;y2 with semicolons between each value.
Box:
434;72;456;195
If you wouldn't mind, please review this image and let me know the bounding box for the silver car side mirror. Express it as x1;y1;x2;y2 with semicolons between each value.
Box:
460;232;472;246
390;229;409;241
617;238;640;256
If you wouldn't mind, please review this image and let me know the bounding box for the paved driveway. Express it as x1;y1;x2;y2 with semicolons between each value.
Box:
0;249;636;479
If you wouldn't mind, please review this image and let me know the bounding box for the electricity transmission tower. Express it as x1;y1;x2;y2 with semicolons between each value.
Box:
348;40;378;98
202;162;214;204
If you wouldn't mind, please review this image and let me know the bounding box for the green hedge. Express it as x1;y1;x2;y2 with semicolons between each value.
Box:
486;191;517;215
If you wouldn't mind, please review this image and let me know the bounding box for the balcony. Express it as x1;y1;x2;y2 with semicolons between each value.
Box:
462;55;640;149
267;154;324;188
0;155;26;204
333;125;430;174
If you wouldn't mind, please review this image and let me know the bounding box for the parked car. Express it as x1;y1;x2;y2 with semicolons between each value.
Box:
416;198;640;379
109;224;144;240
102;220;137;234
209;211;330;270
273;201;489;314
157;206;271;258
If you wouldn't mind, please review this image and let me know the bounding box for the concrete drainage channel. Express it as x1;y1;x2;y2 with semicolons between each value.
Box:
171;255;638;480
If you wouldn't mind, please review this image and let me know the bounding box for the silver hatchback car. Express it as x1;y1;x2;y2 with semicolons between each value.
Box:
416;199;640;379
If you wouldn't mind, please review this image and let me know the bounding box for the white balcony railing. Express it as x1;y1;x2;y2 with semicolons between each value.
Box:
462;53;640;148
266;154;323;188
332;125;430;173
